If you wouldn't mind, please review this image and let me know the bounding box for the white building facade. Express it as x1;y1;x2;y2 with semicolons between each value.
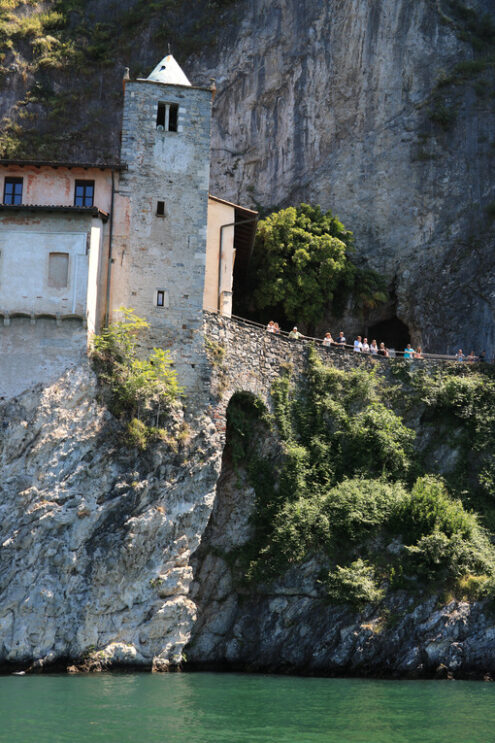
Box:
0;56;257;398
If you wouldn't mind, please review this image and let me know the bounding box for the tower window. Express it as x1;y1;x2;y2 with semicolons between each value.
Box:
156;200;166;217
48;252;69;288
74;180;94;207
156;290;165;307
3;177;23;205
168;104;178;132
157;103;166;128
156;102;179;132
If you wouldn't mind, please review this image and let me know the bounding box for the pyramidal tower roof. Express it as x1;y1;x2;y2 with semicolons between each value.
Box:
147;55;191;86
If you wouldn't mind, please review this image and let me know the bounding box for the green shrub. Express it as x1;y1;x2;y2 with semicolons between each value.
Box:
326;559;384;608
232;350;495;607
320;478;408;542
456;573;491;600
126;418;149;450
92;307;183;423
402;476;475;540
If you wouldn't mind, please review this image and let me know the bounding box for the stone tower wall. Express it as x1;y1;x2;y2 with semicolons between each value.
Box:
115;79;212;389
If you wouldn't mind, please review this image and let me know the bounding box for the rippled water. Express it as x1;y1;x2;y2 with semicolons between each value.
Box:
1;672;494;743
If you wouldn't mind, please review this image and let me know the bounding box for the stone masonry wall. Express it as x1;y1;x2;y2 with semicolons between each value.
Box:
203;311;405;416
115;80;213;391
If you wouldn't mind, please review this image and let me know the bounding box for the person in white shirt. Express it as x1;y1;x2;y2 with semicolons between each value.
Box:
322;332;333;347
353;335;363;353
370;340;378;355
289;326;302;340
361;337;370;353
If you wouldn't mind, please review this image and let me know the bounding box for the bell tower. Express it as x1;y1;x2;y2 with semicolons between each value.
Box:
114;55;213;388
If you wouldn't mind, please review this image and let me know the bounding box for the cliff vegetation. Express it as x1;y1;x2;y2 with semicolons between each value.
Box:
92;307;183;449
227;351;495;609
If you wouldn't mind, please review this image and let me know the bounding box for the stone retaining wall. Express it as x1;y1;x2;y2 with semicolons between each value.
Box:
202;311;412;417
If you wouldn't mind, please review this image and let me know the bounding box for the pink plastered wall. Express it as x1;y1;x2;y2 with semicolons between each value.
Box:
0;165;114;212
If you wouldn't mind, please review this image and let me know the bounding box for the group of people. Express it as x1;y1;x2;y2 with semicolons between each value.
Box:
322;333;424;359
266;321;489;362
455;349;487;363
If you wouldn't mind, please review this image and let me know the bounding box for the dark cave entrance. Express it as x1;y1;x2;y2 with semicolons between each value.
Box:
367;316;410;351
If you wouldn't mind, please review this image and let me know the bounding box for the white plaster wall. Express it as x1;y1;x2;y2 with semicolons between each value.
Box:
0;215;93;317
0;318;87;400
204;198;234;313
86;221;104;334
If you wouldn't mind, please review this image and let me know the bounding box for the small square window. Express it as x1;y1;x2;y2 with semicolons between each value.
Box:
74;180;94;207
156;290;165;307
3;177;23;205
156;200;166;217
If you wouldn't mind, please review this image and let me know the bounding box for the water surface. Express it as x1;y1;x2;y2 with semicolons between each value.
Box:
1;672;494;743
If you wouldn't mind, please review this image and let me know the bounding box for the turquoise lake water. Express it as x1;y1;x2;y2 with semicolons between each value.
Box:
0;673;494;743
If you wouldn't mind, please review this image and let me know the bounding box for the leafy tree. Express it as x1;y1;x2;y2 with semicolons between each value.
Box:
248;203;386;332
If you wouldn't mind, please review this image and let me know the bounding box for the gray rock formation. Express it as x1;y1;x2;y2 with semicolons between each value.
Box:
1;319;494;677
0;364;223;671
187;445;495;678
191;0;495;355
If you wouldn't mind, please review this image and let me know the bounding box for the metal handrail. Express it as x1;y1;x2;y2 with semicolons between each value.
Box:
203;309;486;363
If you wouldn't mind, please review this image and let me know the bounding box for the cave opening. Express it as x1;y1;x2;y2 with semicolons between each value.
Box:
367;316;410;351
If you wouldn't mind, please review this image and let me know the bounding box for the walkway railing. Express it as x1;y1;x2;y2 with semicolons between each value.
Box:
204;309;485;363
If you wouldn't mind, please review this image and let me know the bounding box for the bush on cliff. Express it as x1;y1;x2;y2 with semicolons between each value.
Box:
92;307;183;425
230;348;495;605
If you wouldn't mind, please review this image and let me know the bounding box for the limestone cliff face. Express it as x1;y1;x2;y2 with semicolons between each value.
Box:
0;364;223;671
187;446;495;678
1;347;495;677
191;0;495;354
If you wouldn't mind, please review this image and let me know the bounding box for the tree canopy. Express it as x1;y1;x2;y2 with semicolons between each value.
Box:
247;203;386;332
